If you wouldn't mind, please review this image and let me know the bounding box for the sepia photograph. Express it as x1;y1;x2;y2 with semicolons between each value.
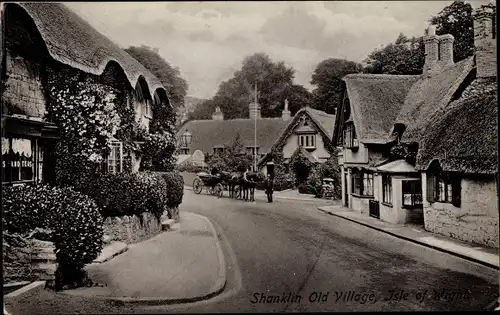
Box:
1;0;499;313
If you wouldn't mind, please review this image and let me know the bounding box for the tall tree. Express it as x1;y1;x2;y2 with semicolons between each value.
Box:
429;0;475;63
310;58;362;114
125;45;188;109
190;53;311;120
363;33;425;75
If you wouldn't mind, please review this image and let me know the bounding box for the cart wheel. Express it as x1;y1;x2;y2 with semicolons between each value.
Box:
193;178;203;194
215;183;223;198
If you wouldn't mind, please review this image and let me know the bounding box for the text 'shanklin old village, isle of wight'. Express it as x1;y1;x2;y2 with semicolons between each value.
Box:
1;1;499;314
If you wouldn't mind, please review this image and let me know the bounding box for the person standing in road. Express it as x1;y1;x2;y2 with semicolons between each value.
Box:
265;174;274;203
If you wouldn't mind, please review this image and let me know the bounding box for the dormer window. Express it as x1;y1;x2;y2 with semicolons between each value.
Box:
246;146;259;156
213;146;225;155
343;121;358;149
298;134;316;149
144;99;153;119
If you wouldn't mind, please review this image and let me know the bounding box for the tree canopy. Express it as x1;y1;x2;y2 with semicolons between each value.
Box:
189;53;311;120
125;45;188;109
310;58;363;114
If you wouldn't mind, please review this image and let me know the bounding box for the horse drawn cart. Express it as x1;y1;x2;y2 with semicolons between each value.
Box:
192;172;224;197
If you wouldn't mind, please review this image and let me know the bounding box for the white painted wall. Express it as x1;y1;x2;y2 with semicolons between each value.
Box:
422;172;499;248
282;133;331;161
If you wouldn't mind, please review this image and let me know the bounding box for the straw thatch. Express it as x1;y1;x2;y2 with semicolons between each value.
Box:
343;74;420;144
416;78;498;174
12;3;168;101
397;57;475;143
176;118;289;155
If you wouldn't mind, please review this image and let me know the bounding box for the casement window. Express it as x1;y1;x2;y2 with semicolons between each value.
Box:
343;123;358;148
352;169;374;196
180;148;189;155
2;137;43;185
144;99;153;119
426;171;461;207
402;180;423;207
298;134;316;149
382;175;392;204
106;141;123;174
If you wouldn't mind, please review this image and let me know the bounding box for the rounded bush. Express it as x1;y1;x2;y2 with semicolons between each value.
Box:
2;184;104;289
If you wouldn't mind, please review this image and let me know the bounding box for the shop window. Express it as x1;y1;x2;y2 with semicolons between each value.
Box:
402;180;423;207
2;137;42;185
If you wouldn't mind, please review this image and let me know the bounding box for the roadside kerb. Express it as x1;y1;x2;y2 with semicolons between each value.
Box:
318;206;500;270
60;213;227;306
4;281;46;300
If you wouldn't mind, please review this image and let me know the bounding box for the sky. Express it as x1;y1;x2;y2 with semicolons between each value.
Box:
65;1;490;99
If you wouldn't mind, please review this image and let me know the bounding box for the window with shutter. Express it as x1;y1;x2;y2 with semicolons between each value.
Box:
451;173;462;207
426;173;436;203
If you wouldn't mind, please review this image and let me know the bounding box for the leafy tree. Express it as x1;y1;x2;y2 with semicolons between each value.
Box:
125;45;188;109
306;151;341;199
429;0;475;63
363;33;425;75
190;53;311;120
310;58;362;114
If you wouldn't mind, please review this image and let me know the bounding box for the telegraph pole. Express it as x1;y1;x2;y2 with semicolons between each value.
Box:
254;83;257;172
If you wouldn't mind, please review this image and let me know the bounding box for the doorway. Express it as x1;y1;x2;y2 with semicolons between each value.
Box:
266;163;275;178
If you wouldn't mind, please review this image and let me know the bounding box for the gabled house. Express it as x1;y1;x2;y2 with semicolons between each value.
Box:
333;4;498;248
176;101;290;171
258;105;336;177
1;3;170;185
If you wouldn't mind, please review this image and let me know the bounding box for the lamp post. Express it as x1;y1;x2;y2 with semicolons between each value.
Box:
181;130;192;153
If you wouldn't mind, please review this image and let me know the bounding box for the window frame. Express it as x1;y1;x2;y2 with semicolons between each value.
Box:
298;134;316;150
402;179;423;208
1;137;42;185
352;169;374;197
106;140;123;174
382;174;392;205
343;122;358;148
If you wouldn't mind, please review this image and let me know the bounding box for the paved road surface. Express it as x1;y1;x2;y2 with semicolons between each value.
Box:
6;190;498;313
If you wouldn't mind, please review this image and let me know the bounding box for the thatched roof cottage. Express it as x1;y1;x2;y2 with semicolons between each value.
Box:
1;3;171;184
333;3;498;248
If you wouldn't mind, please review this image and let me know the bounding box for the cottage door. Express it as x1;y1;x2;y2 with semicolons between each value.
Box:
344;172;349;207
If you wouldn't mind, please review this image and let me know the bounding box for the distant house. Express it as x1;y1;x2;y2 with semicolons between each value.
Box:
1;3;170;184
258;104;336;177
333;4;498;248
176;101;290;171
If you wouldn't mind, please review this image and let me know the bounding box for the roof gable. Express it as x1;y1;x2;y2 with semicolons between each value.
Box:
343;74;420;144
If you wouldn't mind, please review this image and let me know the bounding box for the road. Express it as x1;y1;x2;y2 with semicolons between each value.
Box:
6;189;499;313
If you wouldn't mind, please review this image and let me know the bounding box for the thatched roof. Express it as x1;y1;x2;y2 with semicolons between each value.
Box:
176;118;288;155
396;57;475;143
343;74;420;144
13;3;168;101
415;78;498;174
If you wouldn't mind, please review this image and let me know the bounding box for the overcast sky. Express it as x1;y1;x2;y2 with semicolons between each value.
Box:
65;1;490;99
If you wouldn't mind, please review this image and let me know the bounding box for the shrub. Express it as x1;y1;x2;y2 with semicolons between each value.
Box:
306;155;342;199
2;184;104;289
90;172;167;220
273;167;294;191
297;182;318;195
155;171;184;209
176;163;206;173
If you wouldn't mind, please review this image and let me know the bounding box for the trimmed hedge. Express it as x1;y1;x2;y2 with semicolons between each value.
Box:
89;171;184;219
2;184;104;289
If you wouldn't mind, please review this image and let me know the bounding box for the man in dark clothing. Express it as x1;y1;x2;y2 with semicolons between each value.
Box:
264;174;274;203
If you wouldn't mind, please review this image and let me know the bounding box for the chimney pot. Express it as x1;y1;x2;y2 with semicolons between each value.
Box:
212;106;224;120
282;99;291;121
423;25;440;74
473;4;496;78
249;102;261;119
438;34;455;67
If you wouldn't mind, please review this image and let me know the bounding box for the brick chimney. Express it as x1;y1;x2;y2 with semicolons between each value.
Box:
423;25;440;74
438;34;455;68
282;99;291;121
249;102;261;119
473;3;496;78
212;106;224;120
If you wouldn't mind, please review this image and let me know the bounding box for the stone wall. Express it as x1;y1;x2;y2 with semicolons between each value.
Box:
3;50;47;117
103;210;177;244
423;175;499;248
3;233;56;284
